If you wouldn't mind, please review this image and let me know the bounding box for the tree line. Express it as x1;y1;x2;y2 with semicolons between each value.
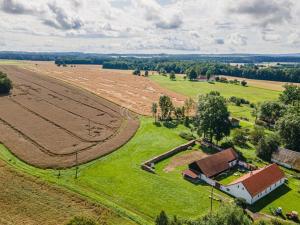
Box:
103;60;300;83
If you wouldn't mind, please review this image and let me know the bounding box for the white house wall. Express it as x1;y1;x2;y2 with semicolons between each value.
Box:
271;159;292;170
220;182;252;204
200;174;216;186
251;178;285;204
229;160;238;167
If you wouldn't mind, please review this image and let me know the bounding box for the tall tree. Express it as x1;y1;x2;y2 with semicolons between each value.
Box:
195;94;231;144
155;211;169;225
258;101;285;125
206;69;213;81
169;71;176;81
184;97;195;117
186;68;198;81
159;95;173;121
152;102;158;122
279;84;300;105
256;134;280;161
276;108;300;151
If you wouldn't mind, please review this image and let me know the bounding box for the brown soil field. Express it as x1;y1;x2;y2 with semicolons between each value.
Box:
0;65;139;168
164;151;207;172
0;159;135;225
21;62;186;115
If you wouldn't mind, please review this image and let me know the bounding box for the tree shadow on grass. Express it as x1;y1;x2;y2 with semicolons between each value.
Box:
153;122;162;127
248;184;292;213
201;145;219;155
163;121;179;129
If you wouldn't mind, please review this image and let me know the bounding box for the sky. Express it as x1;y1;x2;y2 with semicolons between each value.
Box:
0;0;300;54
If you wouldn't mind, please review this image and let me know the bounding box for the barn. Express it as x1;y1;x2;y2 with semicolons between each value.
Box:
221;164;286;204
183;148;238;184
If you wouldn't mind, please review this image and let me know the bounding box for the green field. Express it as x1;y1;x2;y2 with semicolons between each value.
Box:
150;75;280;122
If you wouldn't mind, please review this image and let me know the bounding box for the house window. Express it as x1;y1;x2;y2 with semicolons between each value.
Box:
226;188;230;191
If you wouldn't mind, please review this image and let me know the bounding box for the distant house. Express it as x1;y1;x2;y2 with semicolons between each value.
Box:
272;147;300;171
221;164;285;204
197;75;216;82
230;117;240;127
183;149;286;204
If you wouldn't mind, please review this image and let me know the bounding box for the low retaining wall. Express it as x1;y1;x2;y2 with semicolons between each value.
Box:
141;140;196;173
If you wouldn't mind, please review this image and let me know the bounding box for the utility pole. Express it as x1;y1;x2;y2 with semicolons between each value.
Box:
210;185;214;215
75;151;78;179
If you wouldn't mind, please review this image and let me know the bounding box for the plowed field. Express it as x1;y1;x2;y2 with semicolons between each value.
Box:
0;65;139;168
22;62;186;115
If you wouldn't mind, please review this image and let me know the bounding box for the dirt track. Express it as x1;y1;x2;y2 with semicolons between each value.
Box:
22;62;186;115
0;65;139;168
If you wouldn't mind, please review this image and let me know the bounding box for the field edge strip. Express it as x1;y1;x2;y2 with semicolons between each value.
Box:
0;144;151;225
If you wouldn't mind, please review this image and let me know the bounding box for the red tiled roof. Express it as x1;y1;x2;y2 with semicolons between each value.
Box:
230;164;285;197
192;148;238;178
182;169;198;179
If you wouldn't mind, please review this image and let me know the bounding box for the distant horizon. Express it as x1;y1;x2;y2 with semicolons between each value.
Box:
1;51;300;56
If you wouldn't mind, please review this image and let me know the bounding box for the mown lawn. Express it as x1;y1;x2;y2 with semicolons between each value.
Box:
150;75;280;121
0;117;225;224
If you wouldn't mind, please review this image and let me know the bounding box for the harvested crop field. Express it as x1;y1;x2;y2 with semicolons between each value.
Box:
22;62;186;115
0;65;139;168
0;156;135;225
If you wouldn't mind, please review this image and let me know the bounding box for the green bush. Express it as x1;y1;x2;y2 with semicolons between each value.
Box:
0;72;13;94
179;132;195;141
220;140;234;149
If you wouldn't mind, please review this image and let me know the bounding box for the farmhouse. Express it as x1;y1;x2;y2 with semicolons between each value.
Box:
183;148;286;204
272;147;300;171
221;164;285;204
185;148;238;184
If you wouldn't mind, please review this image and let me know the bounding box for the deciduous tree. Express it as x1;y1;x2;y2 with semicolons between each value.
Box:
159;95;173;121
195;94;231;144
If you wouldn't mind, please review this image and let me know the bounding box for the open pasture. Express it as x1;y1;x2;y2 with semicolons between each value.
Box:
22;62;186;115
0;65;139;168
150;75;281;121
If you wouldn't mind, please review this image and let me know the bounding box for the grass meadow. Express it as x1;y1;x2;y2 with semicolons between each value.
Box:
150;75;280;122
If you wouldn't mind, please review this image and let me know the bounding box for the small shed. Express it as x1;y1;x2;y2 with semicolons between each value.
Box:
230;117;240;127
272;148;300;171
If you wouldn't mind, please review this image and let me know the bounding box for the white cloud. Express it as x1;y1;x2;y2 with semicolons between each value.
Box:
228;33;247;46
0;0;300;53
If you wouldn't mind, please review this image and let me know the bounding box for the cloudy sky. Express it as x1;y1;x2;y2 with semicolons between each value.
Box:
0;0;300;54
